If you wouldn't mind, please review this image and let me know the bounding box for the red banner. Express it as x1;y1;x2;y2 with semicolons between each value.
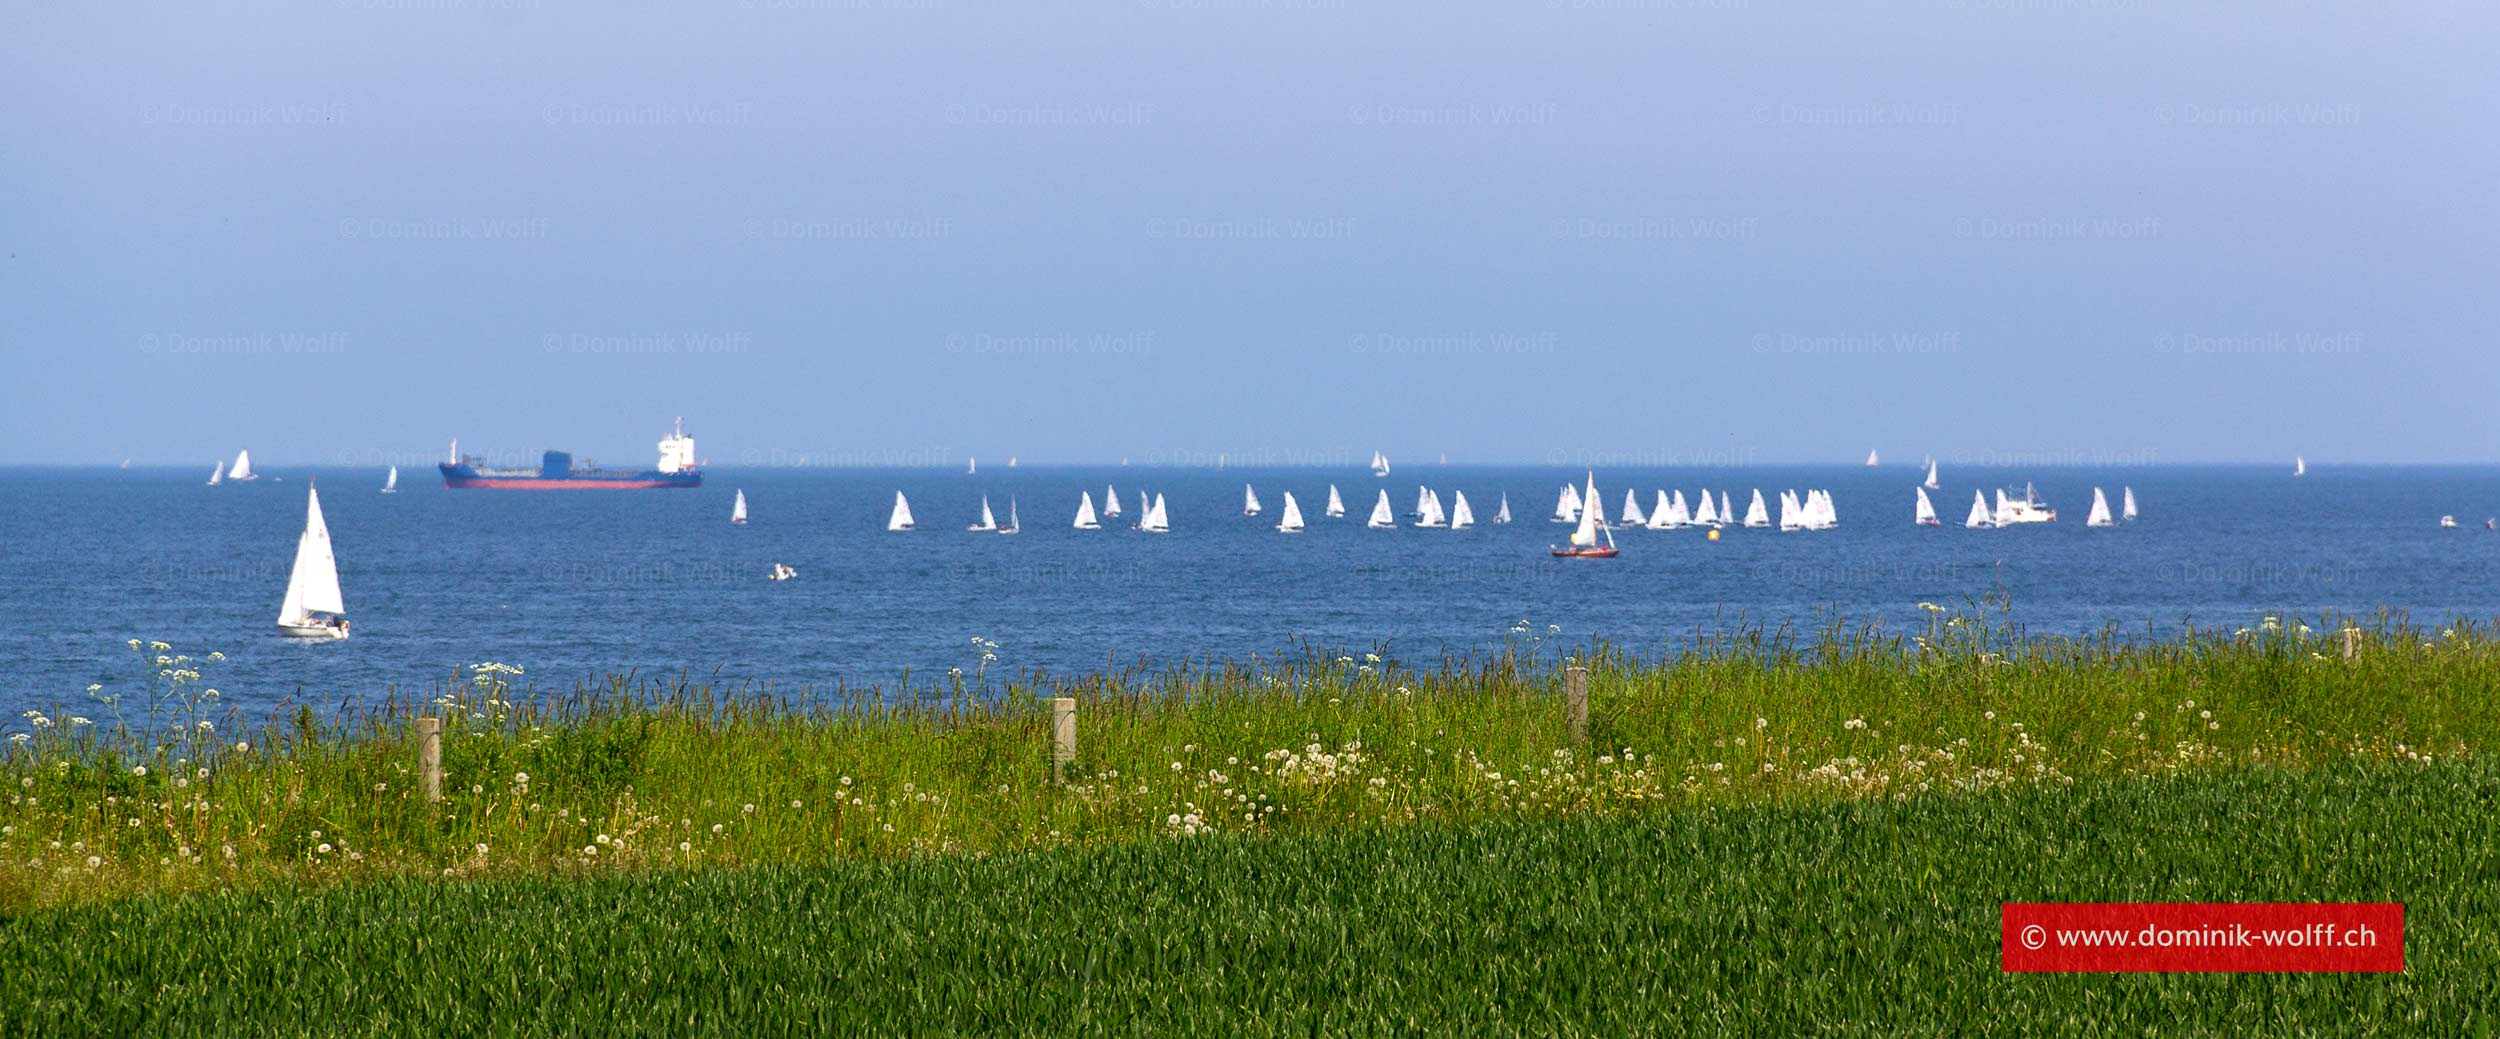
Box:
2002;903;2404;972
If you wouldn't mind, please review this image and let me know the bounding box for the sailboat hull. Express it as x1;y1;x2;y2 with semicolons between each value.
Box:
1549;546;1619;559
278;621;348;640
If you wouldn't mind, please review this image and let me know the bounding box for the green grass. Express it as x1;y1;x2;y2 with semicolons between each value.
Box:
5;758;2491;1038
3;611;2493;908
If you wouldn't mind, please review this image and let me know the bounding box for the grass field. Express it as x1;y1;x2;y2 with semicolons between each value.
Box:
5;758;2490;1037
1;610;2491;909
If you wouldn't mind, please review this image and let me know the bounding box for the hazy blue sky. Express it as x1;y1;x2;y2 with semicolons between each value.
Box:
5;1;2492;467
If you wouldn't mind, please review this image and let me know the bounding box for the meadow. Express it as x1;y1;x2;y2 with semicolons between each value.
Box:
6;758;2491;1037
1;606;2488;911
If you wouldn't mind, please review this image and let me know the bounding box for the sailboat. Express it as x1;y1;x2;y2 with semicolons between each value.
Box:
1965;490;1994;528
767;562;797;582
2295;456;2306;477
1720;492;1735;528
381;467;398;494
967;457;976;475
1138;493;1170;533
1415;488;1447;528
1325;485;1346;518
1411;486;1432;521
1074;492;1101;529
1103;486;1123;519
1693;490;1721;528
968;496;999;532
227;450;257;482
1646;490;1676;531
1277;492;1305;533
207;462;223;486
1493;493;1511;525
1372;451;1391;478
1866;450;1880;467
275;482;349;639
730;489;748;525
1450;491;1475;530
2440;514;2458;529
1550;471;1618;558
1620;489;1646;528
2086;488;2115;528
1923;460;1940;490
1243;485;1262;516
998;498;1020;535
888;492;915;531
1914;487;1940;526
1367;489;1396;529
1553;483;1581;523
1777;491;1801;532
1744;489;1770;528
2122;487;2138;521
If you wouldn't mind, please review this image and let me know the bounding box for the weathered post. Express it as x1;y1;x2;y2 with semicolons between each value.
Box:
1563;666;1589;745
2342;627;2359;661
1051;697;1076;784
416;716;443;803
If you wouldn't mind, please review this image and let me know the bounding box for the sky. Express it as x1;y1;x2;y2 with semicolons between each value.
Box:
3;1;2494;467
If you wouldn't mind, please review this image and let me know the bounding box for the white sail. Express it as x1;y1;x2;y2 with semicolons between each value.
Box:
1914;486;1938;525
1647;490;1675;530
447;439;459;465
1569;472;1613;548
1777;491;1800;531
1866;450;1880;467
277;484;345;626
381;466;397;493
2122;486;2138;521
1620;489;1646;527
227;450;255;481
1244;484;1262;516
1326;485;1346;517
1277;491;1305;532
731;489;748;524
2086;487;2114;527
1494;493;1511;524
1372;451;1391;477
1414;486;1433;521
208;462;222;486
2295;456;2306;477
1663;491;1688;528
1923;460;1940;489
888;491;915;531
1075;491;1100;529
1416;488;1447;528
1744;489;1770;528
1966;489;1994;528
1102;486;1122;518
1450;491;1475;530
967;457;976;475
1721;492;1735;527
970;496;998;532
1001;498;1019;534
1554;483;1581;523
1367;489;1396;528
1141;493;1170;532
1694;490;1720;527
1993;489;2013;527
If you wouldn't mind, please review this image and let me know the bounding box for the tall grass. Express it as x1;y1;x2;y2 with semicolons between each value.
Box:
2;608;2490;909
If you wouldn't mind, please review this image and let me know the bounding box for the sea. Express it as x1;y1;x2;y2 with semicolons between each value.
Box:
7;464;2498;719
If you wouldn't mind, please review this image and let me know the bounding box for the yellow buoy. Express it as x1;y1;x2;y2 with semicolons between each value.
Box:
1707;528;1720;542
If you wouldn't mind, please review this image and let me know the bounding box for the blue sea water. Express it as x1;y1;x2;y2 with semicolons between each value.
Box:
6;464;2498;719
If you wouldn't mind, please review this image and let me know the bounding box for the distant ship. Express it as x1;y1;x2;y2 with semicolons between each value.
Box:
438;419;702;489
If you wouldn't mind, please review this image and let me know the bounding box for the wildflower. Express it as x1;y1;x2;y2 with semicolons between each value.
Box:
474;843;489;856
583;845;598;856
131;765;147;777
316;843;333;854
596;834;612;845
1755;717;1768;730
1843;718;1868;730
790;799;802;809
678;841;692;852
86;855;102;869
742;803;755;814
711;823;724;834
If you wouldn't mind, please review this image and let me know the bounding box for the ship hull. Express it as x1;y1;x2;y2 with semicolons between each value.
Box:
439;464;700;489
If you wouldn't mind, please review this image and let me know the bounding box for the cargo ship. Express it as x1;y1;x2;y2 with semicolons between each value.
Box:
438;419;702;489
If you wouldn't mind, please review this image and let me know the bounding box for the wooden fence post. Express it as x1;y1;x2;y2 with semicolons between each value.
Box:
416;716;442;803
1051;697;1076;784
1563;666;1589;745
2342;627;2359;661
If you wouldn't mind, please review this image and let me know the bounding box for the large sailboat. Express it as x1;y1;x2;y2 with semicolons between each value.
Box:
1074;491;1101;529
730;489;748;525
1276;491;1305;533
888;492;915;531
1367;489;1396;529
1914;486;1940;526
276;483;348;640
1551;471;1618;558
